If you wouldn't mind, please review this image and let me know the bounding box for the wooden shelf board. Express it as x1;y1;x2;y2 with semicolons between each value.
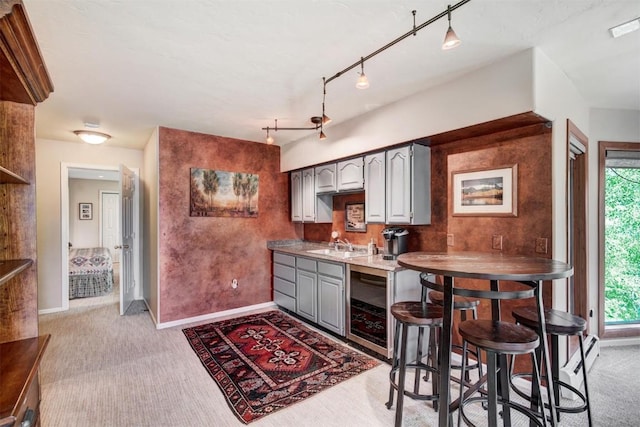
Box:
0;165;29;184
0;259;33;286
0;335;50;422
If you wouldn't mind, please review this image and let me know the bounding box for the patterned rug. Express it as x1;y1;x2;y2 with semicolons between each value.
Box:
350;299;387;348
183;310;379;424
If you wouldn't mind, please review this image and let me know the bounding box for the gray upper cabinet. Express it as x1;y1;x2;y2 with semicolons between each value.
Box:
336;157;364;191
315;164;337;193
301;168;316;222
290;171;303;222
385;144;431;225
290;168;333;223
364;152;386;223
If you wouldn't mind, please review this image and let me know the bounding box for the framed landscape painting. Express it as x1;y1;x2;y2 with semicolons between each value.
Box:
190;168;259;218
452;165;517;216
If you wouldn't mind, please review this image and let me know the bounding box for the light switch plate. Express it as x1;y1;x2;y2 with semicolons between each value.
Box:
492;235;503;250
447;234;454;246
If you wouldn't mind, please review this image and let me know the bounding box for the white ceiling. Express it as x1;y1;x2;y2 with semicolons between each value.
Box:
24;0;640;150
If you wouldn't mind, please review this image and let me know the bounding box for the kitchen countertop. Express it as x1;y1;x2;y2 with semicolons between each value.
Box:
267;240;404;272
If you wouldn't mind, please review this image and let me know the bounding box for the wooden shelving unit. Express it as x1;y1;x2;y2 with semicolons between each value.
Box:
1;1;54;426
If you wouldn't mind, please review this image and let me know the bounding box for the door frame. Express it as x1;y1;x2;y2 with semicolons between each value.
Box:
99;190;120;263
598;141;640;339
567;120;589;330
60;162;141;311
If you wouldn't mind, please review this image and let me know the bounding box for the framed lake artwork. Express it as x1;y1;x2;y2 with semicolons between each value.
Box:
452;165;518;216
190;168;258;217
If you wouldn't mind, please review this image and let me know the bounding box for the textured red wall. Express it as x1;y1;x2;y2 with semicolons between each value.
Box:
157;127;301;322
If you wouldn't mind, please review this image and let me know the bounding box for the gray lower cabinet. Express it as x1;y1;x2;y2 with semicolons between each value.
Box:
317;261;345;335
273;252;296;312
296;258;318;322
273;252;345;336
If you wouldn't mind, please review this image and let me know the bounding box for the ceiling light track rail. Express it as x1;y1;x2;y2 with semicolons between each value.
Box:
262;0;471;144
324;0;471;86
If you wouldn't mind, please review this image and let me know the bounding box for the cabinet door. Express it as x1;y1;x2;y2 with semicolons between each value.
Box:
296;269;317;322
364;152;386;223
317;274;344;335
301;168;316;222
315;164;337;193
386;146;412;224
290;171;303;222
337;157;364;191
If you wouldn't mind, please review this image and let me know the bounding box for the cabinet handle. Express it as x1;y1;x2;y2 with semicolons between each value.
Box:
21;408;35;427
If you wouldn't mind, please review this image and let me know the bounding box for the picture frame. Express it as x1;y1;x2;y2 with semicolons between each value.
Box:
79;202;93;220
452;165;518;216
345;202;366;232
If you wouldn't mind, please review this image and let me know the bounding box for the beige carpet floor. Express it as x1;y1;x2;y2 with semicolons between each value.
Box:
38;300;635;426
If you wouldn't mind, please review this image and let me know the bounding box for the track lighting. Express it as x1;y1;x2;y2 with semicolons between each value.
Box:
265;125;274;144
321;77;331;124
356;57;369;89
261;117;325;143
260;0;470;143
442;5;461;50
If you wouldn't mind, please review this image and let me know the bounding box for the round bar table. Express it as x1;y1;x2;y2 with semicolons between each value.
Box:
397;252;573;427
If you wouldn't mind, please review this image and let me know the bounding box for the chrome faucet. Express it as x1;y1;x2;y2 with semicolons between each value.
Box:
335;238;353;252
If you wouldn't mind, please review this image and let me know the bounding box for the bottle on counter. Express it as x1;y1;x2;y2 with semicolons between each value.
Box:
367;238;377;255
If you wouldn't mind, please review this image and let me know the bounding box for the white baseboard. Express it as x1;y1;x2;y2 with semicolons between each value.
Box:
559;334;599;400
599;336;640;347
39;306;67;315
155;301;278;329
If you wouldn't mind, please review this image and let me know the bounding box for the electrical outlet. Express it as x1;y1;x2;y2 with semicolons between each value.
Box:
447;234;454;246
492;235;503;250
535;238;548;254
231;279;238;289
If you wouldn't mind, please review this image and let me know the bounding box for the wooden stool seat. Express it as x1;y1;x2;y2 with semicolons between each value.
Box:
387;301;443;427
390;301;444;326
459;320;539;354
511;306;593;426
458;319;546;426
512;306;586;336
429;291;480;310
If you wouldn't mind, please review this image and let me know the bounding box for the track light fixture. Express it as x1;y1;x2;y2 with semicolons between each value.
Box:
322;77;331;124
261;116;325;144
356;57;370;89
260;0;470;143
442;5;461;50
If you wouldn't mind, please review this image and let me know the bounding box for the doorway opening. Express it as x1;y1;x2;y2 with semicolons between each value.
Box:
61;163;141;314
598;142;640;338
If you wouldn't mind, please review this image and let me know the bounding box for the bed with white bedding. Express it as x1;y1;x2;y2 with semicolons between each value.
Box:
68;247;114;299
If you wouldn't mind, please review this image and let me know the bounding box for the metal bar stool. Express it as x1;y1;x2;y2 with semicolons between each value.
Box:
458;319;547;426
386;288;443;427
510;306;593;426
428;290;483;384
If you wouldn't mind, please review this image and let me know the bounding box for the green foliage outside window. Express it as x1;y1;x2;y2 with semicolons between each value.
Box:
604;168;640;323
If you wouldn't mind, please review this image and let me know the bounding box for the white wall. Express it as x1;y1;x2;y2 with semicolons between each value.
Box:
281;49;536;172
36;139;144;312
68;178;118;248
587;108;640;335
142;128;159;322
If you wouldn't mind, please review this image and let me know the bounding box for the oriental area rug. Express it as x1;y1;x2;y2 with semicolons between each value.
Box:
183;310;379;424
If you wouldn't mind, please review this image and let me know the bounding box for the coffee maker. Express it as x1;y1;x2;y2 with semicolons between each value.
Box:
381;227;409;260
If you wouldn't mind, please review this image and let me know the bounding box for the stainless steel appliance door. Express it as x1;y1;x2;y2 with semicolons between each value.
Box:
346;264;391;358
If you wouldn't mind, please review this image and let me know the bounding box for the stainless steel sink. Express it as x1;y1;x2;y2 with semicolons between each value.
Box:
306;248;369;259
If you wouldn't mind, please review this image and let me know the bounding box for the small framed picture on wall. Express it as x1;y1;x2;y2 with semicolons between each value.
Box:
79;202;93;220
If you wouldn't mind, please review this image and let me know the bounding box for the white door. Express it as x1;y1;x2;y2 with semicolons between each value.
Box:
101;192;120;263
119;165;136;315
